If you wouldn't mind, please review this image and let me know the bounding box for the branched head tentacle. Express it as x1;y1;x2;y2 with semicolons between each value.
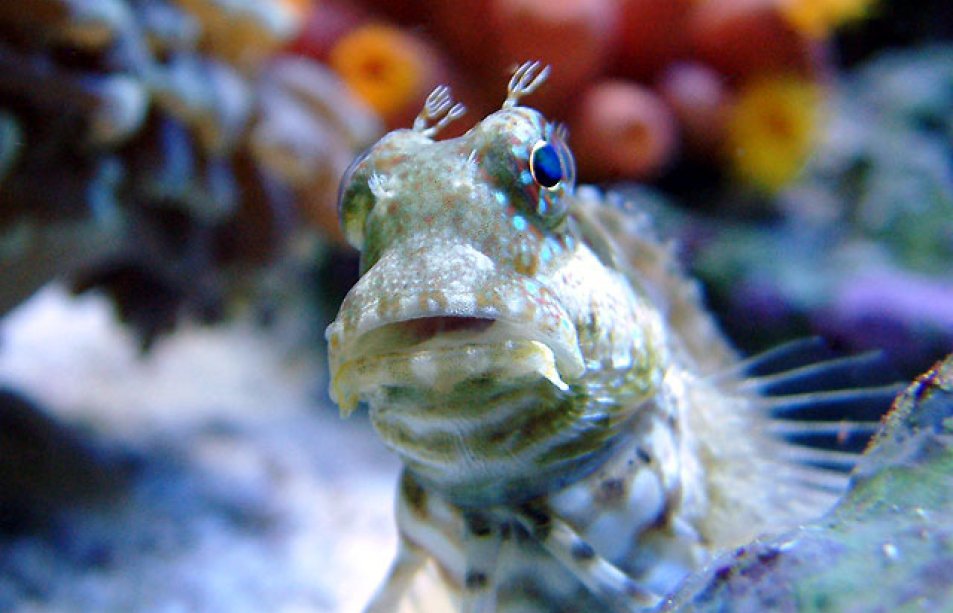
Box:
413;85;466;138
503;61;551;109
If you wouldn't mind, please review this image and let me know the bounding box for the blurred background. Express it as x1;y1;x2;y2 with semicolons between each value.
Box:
0;0;949;610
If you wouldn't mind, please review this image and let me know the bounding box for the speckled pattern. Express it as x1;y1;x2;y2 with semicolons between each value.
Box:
327;63;889;612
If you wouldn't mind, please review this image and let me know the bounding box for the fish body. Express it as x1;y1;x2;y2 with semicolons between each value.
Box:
327;63;884;612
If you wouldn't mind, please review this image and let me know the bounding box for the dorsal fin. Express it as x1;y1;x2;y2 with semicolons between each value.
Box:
739;341;904;479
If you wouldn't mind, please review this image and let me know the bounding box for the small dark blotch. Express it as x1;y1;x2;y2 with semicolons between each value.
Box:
571;540;596;562
598;478;626;505
757;547;780;566
636;447;651;464
648;505;671;530
520;504;552;540
714;564;733;583
466;513;493;538
465;570;489;590
401;472;428;517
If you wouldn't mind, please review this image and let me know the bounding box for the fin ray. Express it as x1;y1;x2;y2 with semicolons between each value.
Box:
774;443;861;473
713;337;829;381
767;420;882;453
741;351;889;395
758;384;904;422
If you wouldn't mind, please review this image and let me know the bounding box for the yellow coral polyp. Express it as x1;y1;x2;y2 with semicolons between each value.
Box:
330;24;425;119
780;0;875;38
726;76;823;192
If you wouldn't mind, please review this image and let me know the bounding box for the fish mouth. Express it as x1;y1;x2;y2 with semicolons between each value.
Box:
328;315;580;416
325;242;586;415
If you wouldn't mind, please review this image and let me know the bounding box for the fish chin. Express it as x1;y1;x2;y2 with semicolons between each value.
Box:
330;319;572;416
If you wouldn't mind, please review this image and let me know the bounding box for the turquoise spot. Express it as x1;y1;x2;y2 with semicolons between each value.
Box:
513;216;528;232
540;243;552;263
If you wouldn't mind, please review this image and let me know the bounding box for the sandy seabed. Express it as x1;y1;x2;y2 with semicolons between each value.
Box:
0;285;399;612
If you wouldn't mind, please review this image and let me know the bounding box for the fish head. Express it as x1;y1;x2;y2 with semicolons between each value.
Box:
330;98;587;412
326;64;666;504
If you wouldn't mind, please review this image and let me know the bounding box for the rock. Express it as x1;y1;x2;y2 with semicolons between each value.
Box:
664;354;953;611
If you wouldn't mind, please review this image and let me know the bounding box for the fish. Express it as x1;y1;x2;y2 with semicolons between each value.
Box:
326;61;898;612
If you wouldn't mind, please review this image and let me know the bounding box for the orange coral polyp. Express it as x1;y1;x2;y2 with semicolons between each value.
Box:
329;24;424;119
726;76;823;191
780;0;874;38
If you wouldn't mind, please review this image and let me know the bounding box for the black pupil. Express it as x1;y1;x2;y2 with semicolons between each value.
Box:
531;143;563;188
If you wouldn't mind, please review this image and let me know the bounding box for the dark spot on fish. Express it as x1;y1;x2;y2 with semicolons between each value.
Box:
521;503;552;540
466;513;493;538
757;547;781;565
714;563;733;583
740;546;782;582
597;478;626;505
636;447;651;464
401;472;428;518
571;540;596;561
648;502;672;530
465;570;489;590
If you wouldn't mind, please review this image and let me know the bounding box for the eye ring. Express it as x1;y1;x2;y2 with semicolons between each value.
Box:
529;140;564;189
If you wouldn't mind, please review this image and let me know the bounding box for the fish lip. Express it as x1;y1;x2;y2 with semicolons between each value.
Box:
327;316;576;416
325;242;585;399
327;309;585;380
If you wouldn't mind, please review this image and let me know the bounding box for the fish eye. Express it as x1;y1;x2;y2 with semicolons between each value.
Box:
337;146;371;218
530;140;563;189
337;146;374;249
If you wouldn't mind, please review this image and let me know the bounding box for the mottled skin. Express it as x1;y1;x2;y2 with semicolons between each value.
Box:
327;63;877;612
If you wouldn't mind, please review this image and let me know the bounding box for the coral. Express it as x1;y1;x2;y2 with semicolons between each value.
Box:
725;75;823;192
664;48;953;377
613;0;695;80
689;0;822;81
780;0;877;39
788;45;953;274
0;0;380;341
329;23;443;129
251;57;381;244
571;80;679;181
658;62;730;154
490;0;619;114
286;0;367;62
174;0;305;71
664;354;953;612
281;0;882;190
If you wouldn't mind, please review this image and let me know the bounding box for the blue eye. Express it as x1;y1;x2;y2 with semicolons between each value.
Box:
530;141;563;188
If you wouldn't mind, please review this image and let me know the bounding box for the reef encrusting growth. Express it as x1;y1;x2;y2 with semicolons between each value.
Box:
664;353;953;611
0;0;379;345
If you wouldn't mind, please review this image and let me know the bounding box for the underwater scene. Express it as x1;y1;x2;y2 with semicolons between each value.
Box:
0;0;951;611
